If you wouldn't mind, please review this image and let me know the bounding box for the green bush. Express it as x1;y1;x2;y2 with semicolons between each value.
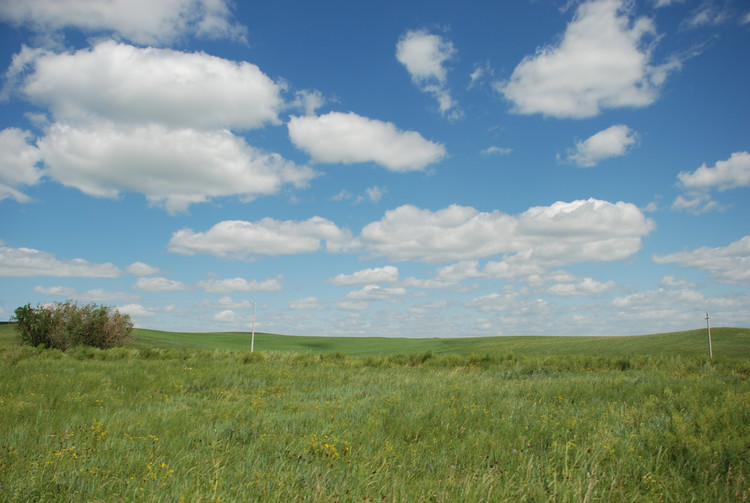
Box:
12;301;134;351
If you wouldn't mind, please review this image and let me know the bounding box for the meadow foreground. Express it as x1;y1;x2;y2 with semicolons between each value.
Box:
1;345;748;502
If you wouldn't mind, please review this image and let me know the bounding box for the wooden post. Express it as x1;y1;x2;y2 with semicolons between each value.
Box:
705;312;712;359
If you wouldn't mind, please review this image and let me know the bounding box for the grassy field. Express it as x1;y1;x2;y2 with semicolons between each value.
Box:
1;323;749;501
132;326;750;359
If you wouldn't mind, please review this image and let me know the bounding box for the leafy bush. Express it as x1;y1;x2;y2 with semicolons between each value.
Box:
12;301;134;351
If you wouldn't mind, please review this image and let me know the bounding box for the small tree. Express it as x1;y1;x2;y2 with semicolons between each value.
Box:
12;301;134;351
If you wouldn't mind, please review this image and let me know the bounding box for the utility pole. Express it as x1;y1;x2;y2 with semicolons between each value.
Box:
251;298;256;353
705;312;712;359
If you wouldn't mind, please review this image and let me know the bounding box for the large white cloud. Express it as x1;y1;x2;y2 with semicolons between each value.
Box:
0;244;121;277
37;121;316;213
496;0;678;118
0;128;43;202
566;124;638;167
355;198;654;265
0;0;247;45
168;217;352;259
653;235;750;285
287;112;446;172
17;42;282;130
396;29;460;118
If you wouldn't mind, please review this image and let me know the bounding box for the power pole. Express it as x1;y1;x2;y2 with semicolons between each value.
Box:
251;298;256;353
705;312;712;359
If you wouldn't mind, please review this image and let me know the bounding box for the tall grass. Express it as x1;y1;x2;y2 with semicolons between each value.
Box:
1;346;748;501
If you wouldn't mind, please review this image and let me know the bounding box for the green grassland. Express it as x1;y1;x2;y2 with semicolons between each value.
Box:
1;322;749;501
132;326;750;359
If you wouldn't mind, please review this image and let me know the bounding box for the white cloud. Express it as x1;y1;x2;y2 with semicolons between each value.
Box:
658;275;696;288
17;42;282;130
291;89;326;116
673;151;750;214
327;266;399;286
133;277;188;292
355;198;654;265
670;193;723;215
74;289;140;303
289;297;325;311
288;112;446;172
496;0;677;118
677;151;750;191
682;4;729;29
197;276;283;294
33;286;140;303
0;0;247;45
481;146;512;156
543;276;617;297
126;261;162;277
653;235;750;285
0;128;43;202
117;303;156;318
0;245;121;277
33;285;75;297
364;186;387;203
396;29;461;118
344;285;407;301
37;121;316;213
213;309;241;323
566;124;638;167
169;217;351;259
202;297;255;310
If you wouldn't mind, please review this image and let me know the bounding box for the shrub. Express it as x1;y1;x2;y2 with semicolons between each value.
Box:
12;301;134;351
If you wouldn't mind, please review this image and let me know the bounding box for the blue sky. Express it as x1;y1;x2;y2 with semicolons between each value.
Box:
1;0;748;337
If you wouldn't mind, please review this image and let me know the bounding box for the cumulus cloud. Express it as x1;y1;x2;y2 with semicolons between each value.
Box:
673;151;750;214
355;198;654;265
4;42;311;213
16;42;282;130
653;235;750;285
396;29;461;118
37;121;316;213
0;0;247;45
0;244;121;277
677;151;750;191
133;277;188;292
327;266;399;286
126;261;162;277
0;128;43;202
496;0;678;118
566;124;638;167
169;217;352;259
197;276;283;294
288;112;446;172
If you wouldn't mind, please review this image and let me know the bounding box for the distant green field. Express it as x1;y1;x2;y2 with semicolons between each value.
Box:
133;326;749;359
2;322;748;359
